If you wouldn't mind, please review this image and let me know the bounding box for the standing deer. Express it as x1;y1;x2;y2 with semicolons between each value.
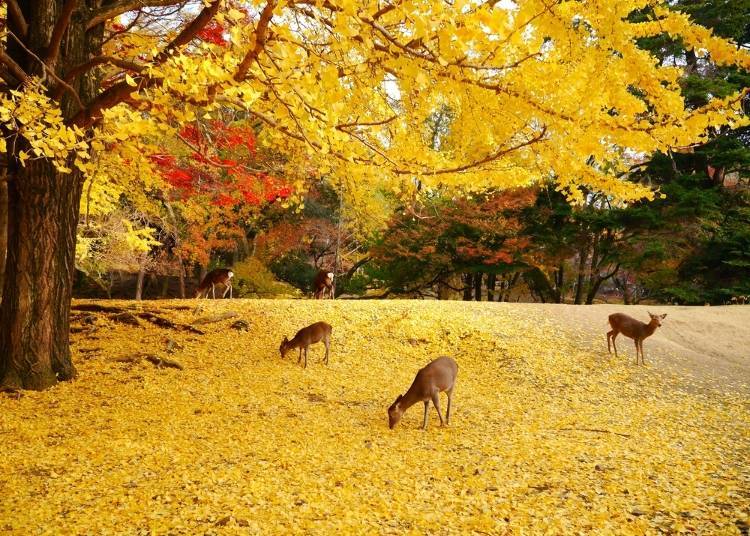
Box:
279;321;332;368
196;268;234;299
607;311;667;365
313;270;334;299
388;356;458;430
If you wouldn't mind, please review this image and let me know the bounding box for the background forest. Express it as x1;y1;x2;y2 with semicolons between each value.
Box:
1;0;748;307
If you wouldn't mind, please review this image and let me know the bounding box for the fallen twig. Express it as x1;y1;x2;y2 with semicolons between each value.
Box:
557;428;631;438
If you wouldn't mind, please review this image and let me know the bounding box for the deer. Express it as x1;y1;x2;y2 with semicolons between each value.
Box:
313;270;334;299
279;321;332;368
388;356;458;430
195;268;234;299
607;311;667;365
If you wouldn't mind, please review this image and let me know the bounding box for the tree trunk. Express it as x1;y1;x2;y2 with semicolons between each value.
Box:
160;274;170;298
462;273;473;301
503;272;521;302
178;261;186;299
486;273;496;301
474;272;482;301
573;241;589;305
0;174;7;299
554;263;564;303
135;266;146;300
0;0;105;389
0;159;82;389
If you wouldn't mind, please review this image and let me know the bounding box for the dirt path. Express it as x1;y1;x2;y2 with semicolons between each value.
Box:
499;303;750;395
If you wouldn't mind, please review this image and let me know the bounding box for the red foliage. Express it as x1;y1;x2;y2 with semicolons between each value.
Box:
197;20;227;46
151;119;291;209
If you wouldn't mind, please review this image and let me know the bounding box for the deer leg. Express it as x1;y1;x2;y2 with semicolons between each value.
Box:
211;283;216;299
422;401;429;430
607;331;613;353
222;283;231;298
446;388;453;425
640;341;645;365
634;339;640;365
323;337;330;365
298;347;302;364
431;392;444;427
611;333;618;357
304;346;308;368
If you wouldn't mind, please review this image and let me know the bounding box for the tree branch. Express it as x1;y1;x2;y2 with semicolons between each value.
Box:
87;0;185;30
393;126;548;176
0;51;30;85
65;56;147;82
155;0;222;63
234;0;277;81
6;0;29;36
73;0;221;126
45;0;78;69
5;30;85;111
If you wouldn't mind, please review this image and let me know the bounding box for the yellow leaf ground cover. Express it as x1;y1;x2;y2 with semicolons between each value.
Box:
1;300;748;534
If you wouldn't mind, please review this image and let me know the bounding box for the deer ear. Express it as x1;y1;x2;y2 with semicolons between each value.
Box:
661;314;667;319
282;336;288;343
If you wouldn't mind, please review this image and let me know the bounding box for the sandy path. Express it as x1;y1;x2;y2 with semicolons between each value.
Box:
495;303;750;395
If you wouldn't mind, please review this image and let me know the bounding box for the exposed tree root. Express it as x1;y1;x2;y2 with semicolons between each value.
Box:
192;311;239;325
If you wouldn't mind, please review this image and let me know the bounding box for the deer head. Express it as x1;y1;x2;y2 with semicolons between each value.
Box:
388;394;404;429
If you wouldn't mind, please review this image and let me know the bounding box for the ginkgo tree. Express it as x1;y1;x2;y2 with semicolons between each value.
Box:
1;0;749;390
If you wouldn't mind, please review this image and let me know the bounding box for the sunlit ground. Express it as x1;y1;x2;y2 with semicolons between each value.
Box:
1;300;748;534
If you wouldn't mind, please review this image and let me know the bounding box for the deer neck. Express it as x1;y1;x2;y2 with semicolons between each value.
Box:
643;320;659;336
399;385;423;412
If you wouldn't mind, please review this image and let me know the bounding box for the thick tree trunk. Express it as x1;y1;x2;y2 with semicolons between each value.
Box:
0;174;7;298
474;272;482;301
0;160;82;389
0;0;104;389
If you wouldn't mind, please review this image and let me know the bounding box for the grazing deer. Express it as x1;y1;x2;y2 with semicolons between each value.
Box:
196;268;234;299
388;356;458;430
279;321;332;368
607;312;667;365
313;270;334;299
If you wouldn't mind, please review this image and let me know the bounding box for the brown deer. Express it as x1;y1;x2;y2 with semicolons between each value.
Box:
279;321;332;368
388;356;458;430
196;268;233;299
313;270;334;299
607;312;667;365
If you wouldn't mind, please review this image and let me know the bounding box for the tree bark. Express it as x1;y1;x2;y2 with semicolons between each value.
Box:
0;159;82;389
486;273;496;301
474;272;482;301
573;241;589;305
462;273;473;301
135;266;146;300
0;0;104;390
0;174;7;299
554;263;564;303
178;260;186;299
